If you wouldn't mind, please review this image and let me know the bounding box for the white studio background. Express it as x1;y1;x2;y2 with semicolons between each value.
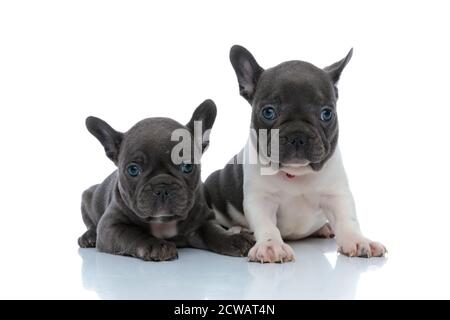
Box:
0;0;449;299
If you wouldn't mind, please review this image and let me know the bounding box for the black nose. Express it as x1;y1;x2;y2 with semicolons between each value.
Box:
152;184;171;202
289;134;306;147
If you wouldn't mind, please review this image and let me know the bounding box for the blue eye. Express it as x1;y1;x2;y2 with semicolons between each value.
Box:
261;105;277;121
127;164;141;177
180;163;193;174
320;107;333;122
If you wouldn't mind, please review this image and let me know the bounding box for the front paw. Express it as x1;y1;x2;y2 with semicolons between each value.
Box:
248;239;295;263
337;233;387;258
135;240;178;261
218;232;256;257
78;228;97;248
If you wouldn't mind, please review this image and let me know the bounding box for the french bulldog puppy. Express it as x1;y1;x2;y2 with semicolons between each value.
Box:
205;46;386;263
78;99;254;261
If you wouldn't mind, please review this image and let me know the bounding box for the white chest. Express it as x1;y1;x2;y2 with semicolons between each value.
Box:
149;221;178;239
242;146;350;240
245;168;333;240
276;191;328;240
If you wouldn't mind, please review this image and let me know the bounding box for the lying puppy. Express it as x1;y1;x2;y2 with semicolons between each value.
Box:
205;46;386;262
78;99;254;261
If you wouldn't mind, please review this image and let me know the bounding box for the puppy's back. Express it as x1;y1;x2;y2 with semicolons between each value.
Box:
81;171;117;228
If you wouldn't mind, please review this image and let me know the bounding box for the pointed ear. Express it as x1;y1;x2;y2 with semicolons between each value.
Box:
186;99;217;153
86;116;123;164
324;48;353;84
230;45;264;103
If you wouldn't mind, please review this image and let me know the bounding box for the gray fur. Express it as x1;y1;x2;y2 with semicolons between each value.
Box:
205;45;352;225
204;159;244;227
79;99;254;261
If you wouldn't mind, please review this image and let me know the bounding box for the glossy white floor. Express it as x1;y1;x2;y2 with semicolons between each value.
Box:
78;241;387;300
2;222;449;299
78;241;385;300
2;1;450;300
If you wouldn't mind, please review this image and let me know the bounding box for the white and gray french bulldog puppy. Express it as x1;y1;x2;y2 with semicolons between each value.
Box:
205;46;386;263
79;100;254;261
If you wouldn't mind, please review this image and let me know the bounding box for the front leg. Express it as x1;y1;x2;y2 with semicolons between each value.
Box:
244;194;295;263
189;220;255;257
322;193;387;258
96;212;178;261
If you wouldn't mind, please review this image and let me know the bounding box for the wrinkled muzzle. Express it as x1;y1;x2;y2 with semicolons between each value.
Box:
135;175;192;222
278;125;328;165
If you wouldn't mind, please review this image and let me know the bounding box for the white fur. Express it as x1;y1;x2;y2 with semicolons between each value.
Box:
242;139;386;262
213;205;232;228
227;203;249;228
213;202;250;229
149;221;178;239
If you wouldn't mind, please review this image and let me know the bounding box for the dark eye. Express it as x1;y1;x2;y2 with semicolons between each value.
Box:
180;162;193;174
127;164;141;177
320;107;333;122
261;105;277;121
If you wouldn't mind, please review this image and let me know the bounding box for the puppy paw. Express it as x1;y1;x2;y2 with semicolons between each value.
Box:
248;239;295;263
135;240;178;261
78;229;97;248
337;233;387;258
310;223;335;239
218;232;256;257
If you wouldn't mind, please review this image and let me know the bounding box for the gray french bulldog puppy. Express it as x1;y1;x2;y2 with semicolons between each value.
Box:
78;99;254;261
205;46;386;263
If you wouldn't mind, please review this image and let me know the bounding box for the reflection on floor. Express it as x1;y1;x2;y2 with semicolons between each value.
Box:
79;238;386;299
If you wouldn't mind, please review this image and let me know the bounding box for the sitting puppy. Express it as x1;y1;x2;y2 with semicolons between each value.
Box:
78;99;254;261
205;46;386;263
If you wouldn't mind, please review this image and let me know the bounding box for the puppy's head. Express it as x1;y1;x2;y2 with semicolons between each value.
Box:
86;99;216;222
230;45;352;171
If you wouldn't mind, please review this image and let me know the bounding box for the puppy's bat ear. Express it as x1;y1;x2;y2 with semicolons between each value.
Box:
230;45;264;103
324;48;353;84
86;116;123;164
186;99;217;153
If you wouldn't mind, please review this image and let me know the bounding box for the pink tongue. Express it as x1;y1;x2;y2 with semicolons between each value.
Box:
286;173;295;179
